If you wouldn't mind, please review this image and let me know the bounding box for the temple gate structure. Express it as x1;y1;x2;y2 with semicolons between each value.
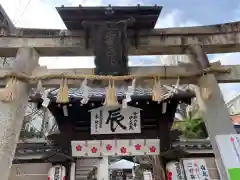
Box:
0;4;240;180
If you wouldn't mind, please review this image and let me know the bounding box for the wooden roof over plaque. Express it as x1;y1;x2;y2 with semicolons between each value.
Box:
56;5;162;30
56;5;162;76
41;86;194;152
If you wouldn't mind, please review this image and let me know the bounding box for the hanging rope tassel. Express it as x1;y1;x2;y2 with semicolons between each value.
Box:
0;77;18;102
152;77;158;102
152;77;164;103
109;79;118;106
104;80;110;106
56;78;69;103
56;79;62;103
189;84;206;116
37;80;43;92
36;80;44;95
200;74;212;100
201;87;211;100
62;78;69;103
104;79;118;106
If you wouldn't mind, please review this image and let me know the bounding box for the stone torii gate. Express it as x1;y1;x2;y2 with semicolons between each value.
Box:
0;5;240;180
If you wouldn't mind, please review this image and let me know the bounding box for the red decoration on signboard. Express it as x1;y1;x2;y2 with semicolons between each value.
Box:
149;145;156;152
135;144;141;150
106;144;112;151
91;147;97;153
167;171;172;180
230;137;235;142
76;145;82;151
120;147;127;154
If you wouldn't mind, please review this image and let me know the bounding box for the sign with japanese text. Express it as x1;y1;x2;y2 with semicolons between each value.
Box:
182;159;210;180
111;170;126;180
71;139;160;157
166;161;185;180
216;134;240;180
143;171;153;180
90;106;141;134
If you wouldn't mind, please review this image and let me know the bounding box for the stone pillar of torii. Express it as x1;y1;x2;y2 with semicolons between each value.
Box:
0;48;39;180
187;44;236;180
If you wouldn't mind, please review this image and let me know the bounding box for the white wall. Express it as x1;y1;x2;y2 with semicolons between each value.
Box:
228;98;240;115
9;163;51;180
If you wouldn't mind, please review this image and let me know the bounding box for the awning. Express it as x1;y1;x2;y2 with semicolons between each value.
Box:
109;159;139;169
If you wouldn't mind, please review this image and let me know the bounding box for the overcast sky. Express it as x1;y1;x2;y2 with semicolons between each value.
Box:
1;0;240;102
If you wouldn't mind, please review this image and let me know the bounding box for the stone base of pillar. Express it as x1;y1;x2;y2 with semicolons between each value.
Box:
97;157;109;180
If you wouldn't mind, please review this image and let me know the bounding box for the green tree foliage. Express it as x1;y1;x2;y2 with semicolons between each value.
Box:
173;118;208;139
173;98;209;139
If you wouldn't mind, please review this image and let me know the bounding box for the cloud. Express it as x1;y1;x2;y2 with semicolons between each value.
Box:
67;0;145;6
233;3;240;21
156;10;200;28
1;0;66;29
67;0;102;6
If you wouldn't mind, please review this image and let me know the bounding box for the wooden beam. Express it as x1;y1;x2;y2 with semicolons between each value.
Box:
1;21;240;57
0;65;197;88
0;64;239;87
214;65;240;83
33;65;199;87
29;65;240;85
0;64;239;88
187;44;211;69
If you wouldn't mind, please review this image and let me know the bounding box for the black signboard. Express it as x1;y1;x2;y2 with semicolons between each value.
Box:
111;170;127;180
91;21;129;76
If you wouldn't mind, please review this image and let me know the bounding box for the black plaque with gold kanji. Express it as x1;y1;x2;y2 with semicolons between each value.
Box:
92;21;129;76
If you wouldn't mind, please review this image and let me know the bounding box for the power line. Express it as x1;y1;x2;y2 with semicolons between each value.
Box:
13;0;22;23
14;0;32;25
